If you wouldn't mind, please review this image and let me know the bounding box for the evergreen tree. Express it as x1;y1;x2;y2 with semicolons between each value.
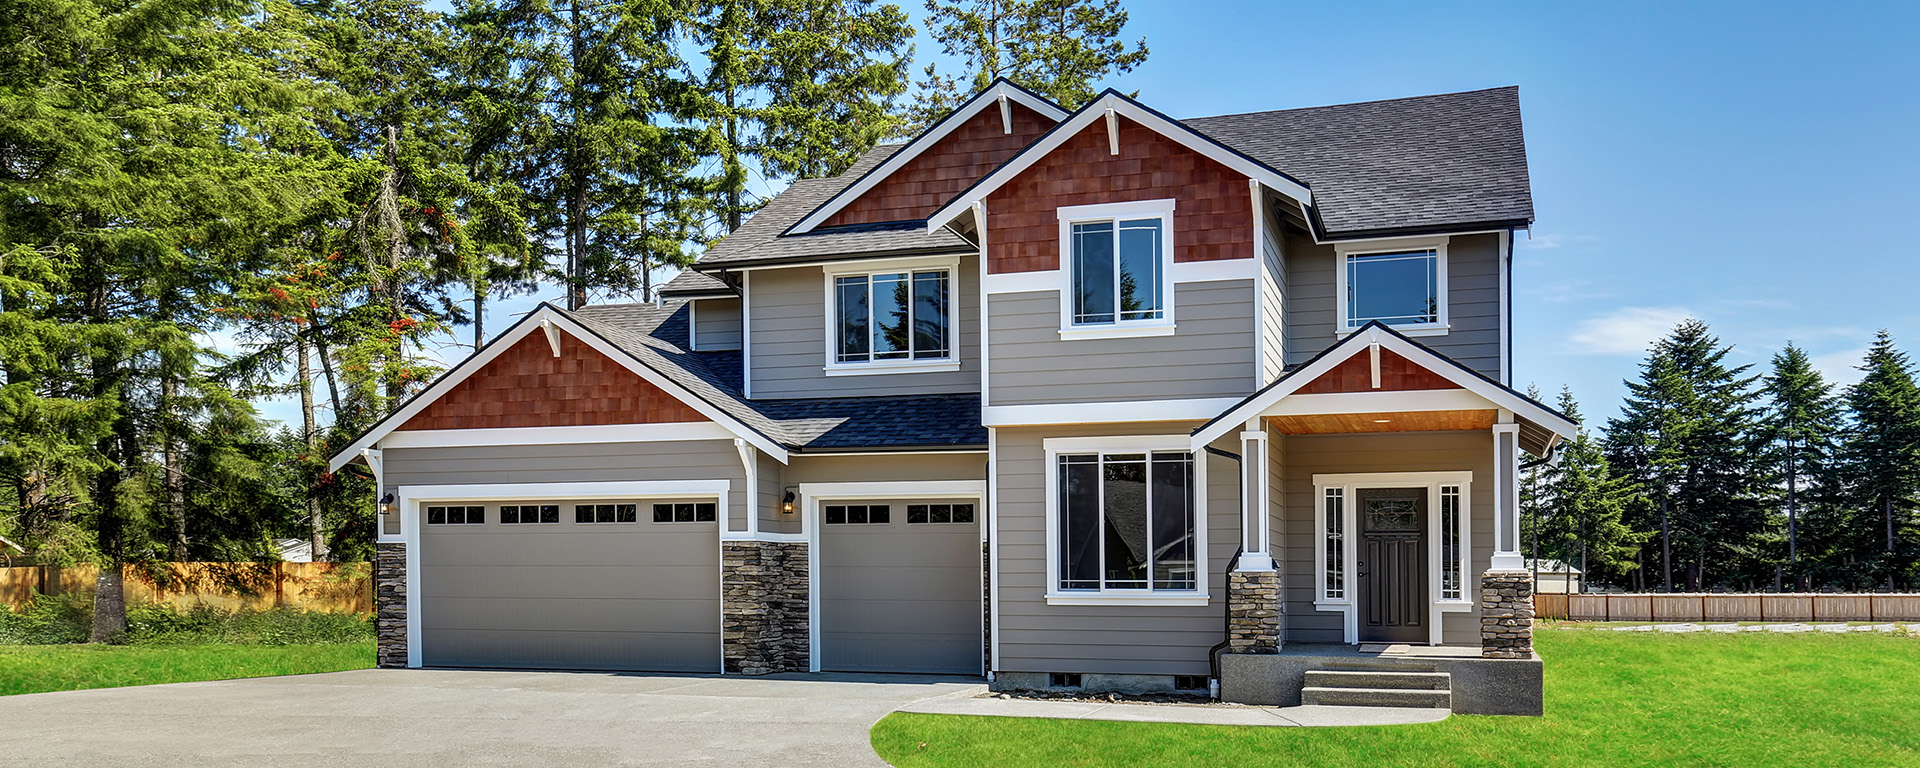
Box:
1833;331;1920;590
1759;343;1843;589
1541;388;1647;589
1604;319;1765;591
907;0;1148;131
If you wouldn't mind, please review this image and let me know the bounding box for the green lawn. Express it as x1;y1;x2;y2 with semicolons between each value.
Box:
0;642;375;696
872;630;1920;767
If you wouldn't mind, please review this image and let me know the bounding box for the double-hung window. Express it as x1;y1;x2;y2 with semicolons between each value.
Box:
1337;237;1448;334
1055;450;1197;594
1058;199;1175;337
831;267;952;368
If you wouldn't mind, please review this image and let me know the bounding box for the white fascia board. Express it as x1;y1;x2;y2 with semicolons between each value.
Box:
789;81;1067;235
380;422;736;450
927;92;1313;232
326;305;789;473
983;397;1243;427
1189;326;1578;448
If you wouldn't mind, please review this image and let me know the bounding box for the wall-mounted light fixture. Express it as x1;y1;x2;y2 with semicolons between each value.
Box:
781;489;797;515
379;493;396;514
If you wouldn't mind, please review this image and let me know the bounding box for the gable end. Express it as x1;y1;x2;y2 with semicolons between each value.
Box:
399;332;707;431
824;102;1055;228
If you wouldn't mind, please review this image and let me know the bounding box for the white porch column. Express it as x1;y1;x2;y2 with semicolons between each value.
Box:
1236;429;1273;571
1490;422;1524;570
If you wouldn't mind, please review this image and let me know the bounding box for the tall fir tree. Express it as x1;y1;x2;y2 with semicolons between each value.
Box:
906;0;1147;131
1759;343;1843;588
1541;388;1647;588
1833;331;1920;590
1604;319;1765;591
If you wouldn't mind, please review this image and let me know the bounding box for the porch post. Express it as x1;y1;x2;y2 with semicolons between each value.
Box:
1227;427;1280;655
1490;422;1524;570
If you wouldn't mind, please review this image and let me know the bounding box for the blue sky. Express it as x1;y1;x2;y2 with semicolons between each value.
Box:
249;1;1920;429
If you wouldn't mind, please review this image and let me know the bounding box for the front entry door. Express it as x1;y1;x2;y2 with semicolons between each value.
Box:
1358;488;1427;643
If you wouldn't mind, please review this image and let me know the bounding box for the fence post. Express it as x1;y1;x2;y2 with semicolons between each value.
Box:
273;562;285;609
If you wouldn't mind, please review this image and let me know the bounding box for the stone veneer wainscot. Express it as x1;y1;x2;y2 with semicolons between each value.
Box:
1480;570;1535;658
374;542;408;669
721;541;809;674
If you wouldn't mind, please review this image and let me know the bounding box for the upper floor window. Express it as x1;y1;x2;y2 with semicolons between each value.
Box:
1057;199;1175;338
832;269;951;365
1337;237;1449;335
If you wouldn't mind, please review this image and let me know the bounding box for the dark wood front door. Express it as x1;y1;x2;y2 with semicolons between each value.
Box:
1358;487;1427;643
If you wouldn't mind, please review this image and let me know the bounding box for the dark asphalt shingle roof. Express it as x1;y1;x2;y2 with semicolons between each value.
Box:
659;270;733;298
565;301;984;451
691;87;1532;268
1184;86;1533;237
694;143;974;269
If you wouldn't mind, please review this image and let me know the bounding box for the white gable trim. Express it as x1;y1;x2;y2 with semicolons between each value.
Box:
788;80;1067;235
1189;324;1576;450
327;305;788;472
927;92;1314;232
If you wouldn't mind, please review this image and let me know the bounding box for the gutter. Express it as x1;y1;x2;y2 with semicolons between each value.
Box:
1201;443;1243;700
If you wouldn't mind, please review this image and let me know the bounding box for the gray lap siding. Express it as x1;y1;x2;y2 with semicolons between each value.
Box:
1283;232;1504;380
986;280;1258;406
993;422;1240;677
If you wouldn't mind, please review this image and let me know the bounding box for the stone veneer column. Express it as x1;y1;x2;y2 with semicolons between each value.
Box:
1227;570;1281;653
374;542;408;669
1480;570;1535;658
722;541;810;674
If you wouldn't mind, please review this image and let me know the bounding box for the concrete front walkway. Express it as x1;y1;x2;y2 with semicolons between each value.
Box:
0;668;981;767
896;696;1450;727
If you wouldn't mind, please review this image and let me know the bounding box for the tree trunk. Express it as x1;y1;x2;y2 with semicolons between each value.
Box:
299;332;327;562
566;0;588;311
1786;445;1798;577
1661;495;1672;592
316;330;342;421
89;569;127;643
381;125;407;412
161;373;187;561
473;286;485;349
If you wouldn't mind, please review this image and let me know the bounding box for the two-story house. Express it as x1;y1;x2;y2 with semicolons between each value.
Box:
330;80;1574;715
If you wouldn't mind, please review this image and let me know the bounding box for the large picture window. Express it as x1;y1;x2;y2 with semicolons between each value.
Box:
1056;451;1195;592
834;269;950;364
1337;237;1449;333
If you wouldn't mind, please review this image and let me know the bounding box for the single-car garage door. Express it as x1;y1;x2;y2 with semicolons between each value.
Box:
819;499;981;675
420;498;720;672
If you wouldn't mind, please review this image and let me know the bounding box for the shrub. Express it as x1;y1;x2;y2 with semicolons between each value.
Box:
1;595;372;646
0;593;91;645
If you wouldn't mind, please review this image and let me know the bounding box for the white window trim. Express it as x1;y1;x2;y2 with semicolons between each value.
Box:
821;256;963;375
1311;471;1473;645
1334;235;1450;337
1042;434;1209;605
1056;199;1177;339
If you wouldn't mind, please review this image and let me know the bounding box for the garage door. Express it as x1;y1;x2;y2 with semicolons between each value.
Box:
819;499;981;675
419;498;720;672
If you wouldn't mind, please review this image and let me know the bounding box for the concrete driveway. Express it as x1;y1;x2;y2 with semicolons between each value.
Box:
0;668;983;767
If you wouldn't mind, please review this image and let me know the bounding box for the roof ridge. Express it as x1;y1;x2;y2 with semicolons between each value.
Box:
1182;85;1518;123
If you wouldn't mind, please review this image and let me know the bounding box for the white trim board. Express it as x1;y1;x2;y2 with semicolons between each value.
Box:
326;304;790;472
379;422;736;450
790;80;1067;235
1190;324;1576;450
927;91;1312;232
984;397;1243;427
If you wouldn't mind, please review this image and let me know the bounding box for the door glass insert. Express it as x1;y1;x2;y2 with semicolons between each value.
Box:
1363;494;1421;531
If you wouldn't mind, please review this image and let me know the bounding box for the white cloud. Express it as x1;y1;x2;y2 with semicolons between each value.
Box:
1810;348;1868;388
1568;306;1696;356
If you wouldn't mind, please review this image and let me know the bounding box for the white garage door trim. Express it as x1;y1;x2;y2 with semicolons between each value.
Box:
397;480;732;669
797;480;987;673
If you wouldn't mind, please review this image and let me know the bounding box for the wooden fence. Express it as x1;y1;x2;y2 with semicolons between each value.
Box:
0;562;373;615
1534;592;1920;622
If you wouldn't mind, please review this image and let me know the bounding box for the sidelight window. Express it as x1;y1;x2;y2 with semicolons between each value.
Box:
1055;451;1195;592
1322;488;1345;601
1440;485;1463;600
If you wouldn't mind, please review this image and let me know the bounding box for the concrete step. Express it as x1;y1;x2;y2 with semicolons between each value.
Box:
1301;686;1452;709
1305;670;1452;691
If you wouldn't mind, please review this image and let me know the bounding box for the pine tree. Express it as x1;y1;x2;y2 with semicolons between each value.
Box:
907;0;1148;131
1604;319;1765;591
1540;388;1646;589
1759;343;1842;589
1833;331;1920;590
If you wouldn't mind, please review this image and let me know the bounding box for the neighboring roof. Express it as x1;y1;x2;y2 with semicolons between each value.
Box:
658;270;733;298
1526;559;1583;574
693;143;975;270
568;302;985;452
1191;321;1575;456
1184;86;1533;238
788;78;1069;235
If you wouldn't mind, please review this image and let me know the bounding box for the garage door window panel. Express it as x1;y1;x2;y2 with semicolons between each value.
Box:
651;503;717;523
906;503;975;524
501;504;560;525
824;505;891;525
427;506;486;525
575;504;639;524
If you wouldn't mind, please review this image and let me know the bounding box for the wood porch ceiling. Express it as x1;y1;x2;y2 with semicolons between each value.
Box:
1265;409;1498;435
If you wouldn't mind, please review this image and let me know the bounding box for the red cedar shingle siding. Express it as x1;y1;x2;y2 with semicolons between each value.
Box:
983;116;1254;274
822;103;1054;228
398;332;706;430
1296;348;1459;395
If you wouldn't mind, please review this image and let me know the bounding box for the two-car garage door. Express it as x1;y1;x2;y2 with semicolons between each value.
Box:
419;498;721;673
